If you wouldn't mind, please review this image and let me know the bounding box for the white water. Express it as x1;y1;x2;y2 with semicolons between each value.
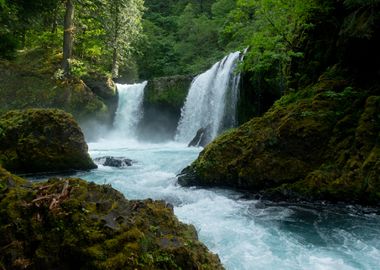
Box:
112;81;147;138
175;51;241;144
78;140;380;270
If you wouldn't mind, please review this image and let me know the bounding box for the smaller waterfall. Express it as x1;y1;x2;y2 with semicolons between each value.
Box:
113;81;147;138
175;51;241;145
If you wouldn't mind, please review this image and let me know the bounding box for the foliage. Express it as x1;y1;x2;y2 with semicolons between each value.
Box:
136;0;233;78
226;0;318;75
0;0;145;79
106;0;144;78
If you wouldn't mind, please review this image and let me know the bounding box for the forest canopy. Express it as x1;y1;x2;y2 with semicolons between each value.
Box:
1;0;378;84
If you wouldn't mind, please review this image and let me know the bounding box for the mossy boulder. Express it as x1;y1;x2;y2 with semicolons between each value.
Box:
138;75;192;141
179;76;380;205
0;168;223;270
0;109;97;173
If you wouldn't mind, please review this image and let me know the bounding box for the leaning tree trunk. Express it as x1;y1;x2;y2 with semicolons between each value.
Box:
62;0;75;76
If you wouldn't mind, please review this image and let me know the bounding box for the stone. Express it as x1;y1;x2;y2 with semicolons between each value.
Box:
94;156;133;167
0;109;97;173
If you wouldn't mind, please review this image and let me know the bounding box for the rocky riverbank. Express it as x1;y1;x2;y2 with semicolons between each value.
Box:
0;167;223;270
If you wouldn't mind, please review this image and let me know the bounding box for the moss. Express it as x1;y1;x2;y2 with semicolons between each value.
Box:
0;170;224;270
144;75;192;110
0;49;115;124
139;75;193;141
179;77;380;206
0;109;96;173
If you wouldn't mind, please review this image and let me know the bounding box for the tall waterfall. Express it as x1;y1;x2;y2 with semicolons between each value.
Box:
113;81;147;138
175;51;242;144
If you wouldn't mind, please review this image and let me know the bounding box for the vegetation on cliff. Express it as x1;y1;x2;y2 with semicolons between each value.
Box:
0;167;223;270
0;109;96;173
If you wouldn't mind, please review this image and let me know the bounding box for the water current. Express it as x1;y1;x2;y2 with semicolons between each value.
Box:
76;139;380;270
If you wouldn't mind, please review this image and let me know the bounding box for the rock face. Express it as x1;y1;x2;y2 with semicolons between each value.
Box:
0;167;224;270
138;75;193;141
0;109;97;173
82;73;118;125
178;77;380;205
94;156;133;167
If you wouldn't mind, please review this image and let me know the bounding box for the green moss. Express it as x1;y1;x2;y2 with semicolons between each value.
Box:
144;75;192;110
179;76;380;205
0;109;96;173
0;171;224;270
0;49;115;124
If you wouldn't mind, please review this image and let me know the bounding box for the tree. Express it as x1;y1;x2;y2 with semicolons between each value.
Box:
62;0;75;75
105;0;144;78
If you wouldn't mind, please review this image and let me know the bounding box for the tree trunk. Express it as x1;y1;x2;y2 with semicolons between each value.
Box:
62;0;75;75
111;8;120;79
112;47;119;78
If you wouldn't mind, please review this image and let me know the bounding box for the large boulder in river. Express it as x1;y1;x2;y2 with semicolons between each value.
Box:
0;167;224;270
178;77;380;206
0;109;97;173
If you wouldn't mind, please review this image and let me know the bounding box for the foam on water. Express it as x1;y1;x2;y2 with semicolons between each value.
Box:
77;141;380;270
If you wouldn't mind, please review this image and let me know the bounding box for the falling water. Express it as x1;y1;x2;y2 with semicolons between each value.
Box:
112;81;147;138
175;51;242;145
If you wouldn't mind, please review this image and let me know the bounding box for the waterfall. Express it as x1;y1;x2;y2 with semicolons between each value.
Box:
175;51;242;145
112;81;147;138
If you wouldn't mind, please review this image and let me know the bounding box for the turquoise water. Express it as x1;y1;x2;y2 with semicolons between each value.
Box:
76;139;380;270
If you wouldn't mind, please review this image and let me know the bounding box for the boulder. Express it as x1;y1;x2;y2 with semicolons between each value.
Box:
178;78;380;206
0;168;224;270
0;109;97;173
94;156;133;167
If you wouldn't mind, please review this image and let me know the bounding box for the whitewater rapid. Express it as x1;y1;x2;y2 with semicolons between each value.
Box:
77;140;380;270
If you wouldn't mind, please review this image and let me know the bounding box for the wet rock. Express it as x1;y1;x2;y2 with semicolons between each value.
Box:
188;127;209;147
94;156;133;167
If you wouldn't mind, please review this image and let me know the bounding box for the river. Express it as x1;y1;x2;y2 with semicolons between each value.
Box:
75;138;380;270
